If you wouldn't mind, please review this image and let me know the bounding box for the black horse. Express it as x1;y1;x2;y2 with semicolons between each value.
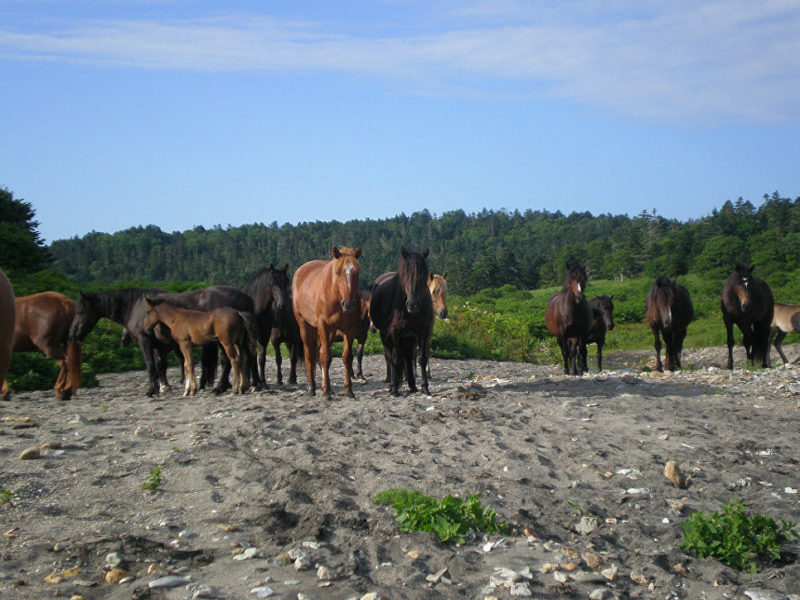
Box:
242;264;289;387
369;248;433;396
582;295;615;372
721;264;774;369
156;286;258;393
69;288;174;397
646;276;694;372
545;264;593;375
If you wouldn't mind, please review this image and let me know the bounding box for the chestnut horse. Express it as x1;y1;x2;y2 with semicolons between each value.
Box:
0;269;15;398
581;295;615;372
646;277;694;372
770;303;800;365
143;298;247;396
721;264;774;369
1;291;81;399
545;264;592;375
370;248;434;396
292;246;362;398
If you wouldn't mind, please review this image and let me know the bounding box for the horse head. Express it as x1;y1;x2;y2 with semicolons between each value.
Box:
332;246;362;313
595;294;615;331
733;263;755;310
269;263;290;315
69;292;102;342
141;297;164;335
428;272;448;319
654;276;675;327
564;263;588;303
398;247;430;314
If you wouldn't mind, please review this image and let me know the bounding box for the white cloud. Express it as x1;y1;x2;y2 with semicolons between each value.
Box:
1;1;799;123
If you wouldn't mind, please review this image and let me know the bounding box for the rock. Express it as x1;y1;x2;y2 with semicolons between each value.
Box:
69;414;91;425
553;571;568;583
575;515;599;535
105;552;122;568
744;591;789;600
44;566;81;584
509;581;532;596
249;586;274;598
490;567;520;587
581;551;601;569
190;583;225;599
426;567;448;584
664;460;688;488
19;446;41;460
293;556;312;571
589;589;612;600
630;571;649;585
600;565;618;581
149;575;190;588
233;547;258;561
317;565;335;581
105;568;127;584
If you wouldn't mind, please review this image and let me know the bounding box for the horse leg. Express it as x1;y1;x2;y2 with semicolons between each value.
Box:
773;330;789;364
355;342;365;380
214;346;232;395
402;337;418;394
199;344;217;389
139;337;161;397
298;322;317;396
271;338;284;385
417;335;430;395
596;340;604;372
664;330;676;372
557;336;569;375
289;341;301;385
341;335;355;398
753;320;771;368
37;341;69;399
180;343;197;396
579;341;588;374
0;378;9;400
723;317;736;369
318;328;334;399
566;338;578;375
652;328;663;372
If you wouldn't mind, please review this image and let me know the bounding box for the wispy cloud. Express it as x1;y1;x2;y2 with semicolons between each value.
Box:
2;1;799;123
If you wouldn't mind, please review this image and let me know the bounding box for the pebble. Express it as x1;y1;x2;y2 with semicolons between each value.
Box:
509;582;532;596
249;586;274;598
575;515;599;534
104;568;127;584
189;583;225;598
149;575;191;588
425;567;448;584
19;446;41;460
105;552;122;568
69;414;91;425
589;589;613;600
233;547;259;561
317;566;335;581
744;591;789;600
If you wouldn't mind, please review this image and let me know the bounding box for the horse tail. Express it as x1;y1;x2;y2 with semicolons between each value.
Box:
65;338;82;395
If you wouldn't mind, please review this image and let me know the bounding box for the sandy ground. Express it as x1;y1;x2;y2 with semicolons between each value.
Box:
2;345;800;600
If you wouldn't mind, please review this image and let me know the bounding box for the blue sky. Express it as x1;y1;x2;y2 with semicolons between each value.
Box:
2;1;799;243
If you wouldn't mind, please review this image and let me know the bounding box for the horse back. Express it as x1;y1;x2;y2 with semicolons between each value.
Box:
13;291;75;350
291;260;329;327
545;291;591;338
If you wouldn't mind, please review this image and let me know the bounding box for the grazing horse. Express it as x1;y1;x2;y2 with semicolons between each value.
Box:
292;246;363;398
581;295;615;372
1;292;82;399
545;264;593;375
646;277;694;372
70;288;173;396
370;248;434;396
142;298;247;396
721;264;774;369
0;269;16;399
770;303;800;365
157;286;257;393
242;264;289;386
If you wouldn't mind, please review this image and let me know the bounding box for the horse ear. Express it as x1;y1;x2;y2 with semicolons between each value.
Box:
332;246;341;259
609;294;614;300
144;297;154;308
422;248;429;259
269;263;275;271
401;247;409;258
565;261;572;270
354;246;362;259
429;272;435;282
749;264;756;274
443;272;447;279
283;263;289;272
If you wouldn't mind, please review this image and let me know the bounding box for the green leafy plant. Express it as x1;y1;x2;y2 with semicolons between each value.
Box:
373;488;508;544
142;465;163;491
0;488;14;506
680;499;799;573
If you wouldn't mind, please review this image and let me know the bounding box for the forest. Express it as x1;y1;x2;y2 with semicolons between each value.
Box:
46;191;800;293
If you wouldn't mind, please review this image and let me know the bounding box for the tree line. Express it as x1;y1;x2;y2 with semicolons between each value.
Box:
3;187;800;295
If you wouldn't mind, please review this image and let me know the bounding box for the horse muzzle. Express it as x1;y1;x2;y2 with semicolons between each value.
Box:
406;300;421;314
437;308;448;319
341;300;358;313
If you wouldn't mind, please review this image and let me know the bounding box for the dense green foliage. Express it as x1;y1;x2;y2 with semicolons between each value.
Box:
49;193;800;294
373;488;508;543
0;187;52;277
681;499;799;573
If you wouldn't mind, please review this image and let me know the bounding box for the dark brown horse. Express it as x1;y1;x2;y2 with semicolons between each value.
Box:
70;288;174;397
646;277;694;372
142;298;247;396
2;291;81;399
770;303;800;365
545;264;592;375
0;268;15;399
581;295;615;372
292;246;363;398
270;295;303;386
721;264;774;369
369;248;434;396
242;264;289;387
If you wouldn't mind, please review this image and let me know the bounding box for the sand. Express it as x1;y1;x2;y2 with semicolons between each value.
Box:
1;345;800;600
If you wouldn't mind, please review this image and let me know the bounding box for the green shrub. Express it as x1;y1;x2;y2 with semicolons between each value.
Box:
374;488;508;543
680;499;799;573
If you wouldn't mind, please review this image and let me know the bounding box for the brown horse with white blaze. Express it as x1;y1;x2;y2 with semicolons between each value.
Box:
770;303;800;365
0;269;15;398
142;298;247;396
1;291;81;399
545;264;592;375
721;263;774;369
646;277;693;372
292;246;362;398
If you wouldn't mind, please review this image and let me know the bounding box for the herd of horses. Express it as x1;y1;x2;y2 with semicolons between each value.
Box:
0;255;798;400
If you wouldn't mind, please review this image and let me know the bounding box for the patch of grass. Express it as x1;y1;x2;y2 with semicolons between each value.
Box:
142;465;163;491
373;488;508;544
0;488;14;506
680;498;799;573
